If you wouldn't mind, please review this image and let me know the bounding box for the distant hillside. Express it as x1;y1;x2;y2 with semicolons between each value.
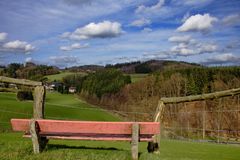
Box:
67;65;104;72
106;60;202;73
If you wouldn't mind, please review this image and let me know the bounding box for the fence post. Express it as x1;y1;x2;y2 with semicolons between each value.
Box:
153;100;164;154
31;85;48;153
131;123;139;160
33;86;46;119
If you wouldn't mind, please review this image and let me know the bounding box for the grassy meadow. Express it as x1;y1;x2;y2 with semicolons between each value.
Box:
0;91;239;160
45;70;147;83
0;92;119;131
45;71;87;82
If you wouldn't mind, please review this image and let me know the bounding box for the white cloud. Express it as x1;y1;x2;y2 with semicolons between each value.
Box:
25;57;33;62
203;53;240;65
130;18;151;27
2;40;35;53
168;35;192;43
222;14;240;26
60;43;89;51
0;32;8;42
198;44;217;53
135;0;165;14
171;41;217;56
177;13;218;32
62;21;123;40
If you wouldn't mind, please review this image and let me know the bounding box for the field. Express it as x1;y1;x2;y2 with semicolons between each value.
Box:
45;71;147;83
45;71;87;81
0;92;240;160
0;92;119;131
129;74;148;83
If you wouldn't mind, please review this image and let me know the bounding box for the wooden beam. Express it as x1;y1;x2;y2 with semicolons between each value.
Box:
11;119;160;135
131;123;139;160
0;76;42;86
161;88;240;104
33;86;46;119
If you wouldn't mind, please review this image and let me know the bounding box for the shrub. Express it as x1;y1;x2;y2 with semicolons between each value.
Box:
17;91;33;101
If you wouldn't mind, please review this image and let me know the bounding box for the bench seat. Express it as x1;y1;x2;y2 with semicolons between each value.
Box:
11;119;160;142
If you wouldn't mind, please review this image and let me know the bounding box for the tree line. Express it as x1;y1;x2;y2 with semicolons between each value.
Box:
0;62;59;81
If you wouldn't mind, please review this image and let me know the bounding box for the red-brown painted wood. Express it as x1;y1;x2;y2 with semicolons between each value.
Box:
23;134;153;142
11;119;160;135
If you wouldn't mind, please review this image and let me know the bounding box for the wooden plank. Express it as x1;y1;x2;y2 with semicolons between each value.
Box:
161;88;240;104
33;86;46;119
0;76;42;86
23;134;153;142
11;119;160;135
131;123;139;160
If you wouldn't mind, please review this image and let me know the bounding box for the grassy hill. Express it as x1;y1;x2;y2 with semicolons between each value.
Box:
0;92;119;131
45;71;87;82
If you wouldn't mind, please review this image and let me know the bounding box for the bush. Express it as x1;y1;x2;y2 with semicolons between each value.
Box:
17;91;33;101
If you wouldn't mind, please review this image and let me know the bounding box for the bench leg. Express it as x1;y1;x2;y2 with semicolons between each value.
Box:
131;123;139;160
30;119;48;153
152;134;160;154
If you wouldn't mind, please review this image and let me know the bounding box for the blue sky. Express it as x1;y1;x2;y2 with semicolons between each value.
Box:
0;0;239;67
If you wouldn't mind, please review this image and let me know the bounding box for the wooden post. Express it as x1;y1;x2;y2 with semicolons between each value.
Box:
31;86;48;153
131;123;139;160
29;119;48;153
33;86;46;119
153;100;164;154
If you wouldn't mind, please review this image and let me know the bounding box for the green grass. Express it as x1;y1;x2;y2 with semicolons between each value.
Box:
45;71;87;82
0;92;239;160
0;92;119;131
0;133;239;160
129;74;148;83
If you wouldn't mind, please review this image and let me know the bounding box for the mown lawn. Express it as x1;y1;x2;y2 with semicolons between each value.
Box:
0;133;239;160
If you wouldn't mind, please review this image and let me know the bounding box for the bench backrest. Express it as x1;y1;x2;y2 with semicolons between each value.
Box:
11;119;160;135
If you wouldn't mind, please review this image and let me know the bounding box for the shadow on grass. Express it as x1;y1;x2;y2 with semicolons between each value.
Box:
47;144;125;152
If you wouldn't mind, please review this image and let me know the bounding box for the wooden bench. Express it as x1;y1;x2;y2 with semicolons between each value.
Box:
11;119;160;160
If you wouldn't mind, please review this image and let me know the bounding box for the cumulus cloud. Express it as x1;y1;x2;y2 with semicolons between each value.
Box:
130;18;151;27
60;43;89;51
222;14;240;26
61;21;123;40
1;40;35;53
171;42;217;56
203;53;240;65
135;0;165;14
177;13;218;32
168;35;192;43
0;32;8;42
